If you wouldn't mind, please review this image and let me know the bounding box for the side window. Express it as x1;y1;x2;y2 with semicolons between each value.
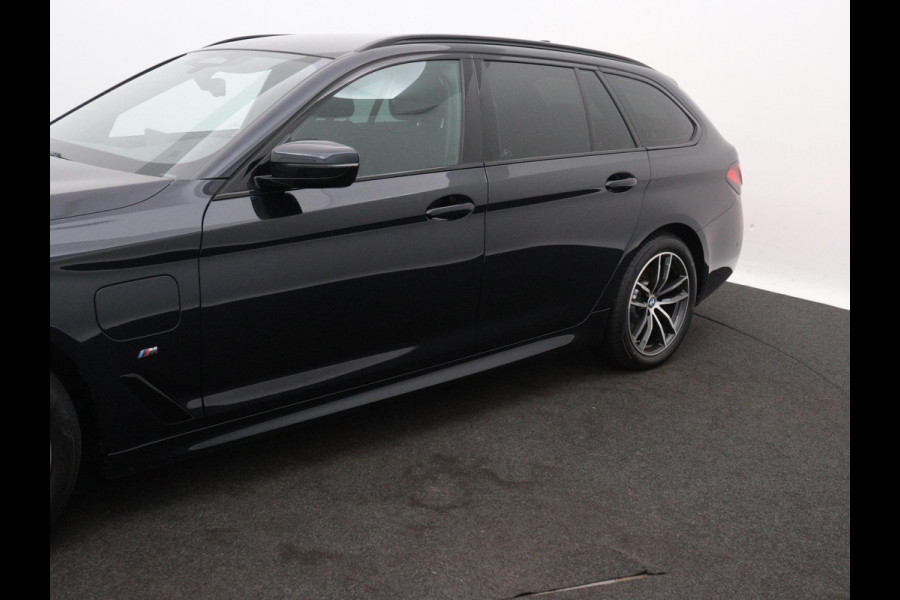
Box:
484;62;589;160
578;71;636;151
606;74;695;147
291;61;462;177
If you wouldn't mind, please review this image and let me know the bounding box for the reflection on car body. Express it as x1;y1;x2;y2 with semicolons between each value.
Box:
49;34;743;522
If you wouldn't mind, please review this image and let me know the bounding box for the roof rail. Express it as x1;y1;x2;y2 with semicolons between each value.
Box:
205;34;286;48
360;35;649;68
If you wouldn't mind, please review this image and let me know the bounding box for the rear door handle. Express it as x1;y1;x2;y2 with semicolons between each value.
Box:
605;173;638;193
425;195;475;221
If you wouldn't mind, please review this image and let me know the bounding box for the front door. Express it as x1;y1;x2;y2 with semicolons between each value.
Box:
199;59;485;416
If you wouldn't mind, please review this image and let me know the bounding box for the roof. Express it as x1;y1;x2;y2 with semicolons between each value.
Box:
204;34;386;58
205;34;648;67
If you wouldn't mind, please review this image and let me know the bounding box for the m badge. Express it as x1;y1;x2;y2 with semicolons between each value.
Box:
137;346;158;359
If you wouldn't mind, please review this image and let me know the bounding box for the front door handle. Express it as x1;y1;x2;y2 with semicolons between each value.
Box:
425;195;475;221
605;173;638;193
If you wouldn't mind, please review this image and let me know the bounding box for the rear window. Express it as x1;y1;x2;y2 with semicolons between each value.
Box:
484;62;590;160
606;74;695;147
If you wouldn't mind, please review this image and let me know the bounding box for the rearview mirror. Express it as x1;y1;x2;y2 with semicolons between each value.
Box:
255;140;359;190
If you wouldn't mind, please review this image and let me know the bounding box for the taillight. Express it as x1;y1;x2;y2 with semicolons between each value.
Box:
726;161;742;194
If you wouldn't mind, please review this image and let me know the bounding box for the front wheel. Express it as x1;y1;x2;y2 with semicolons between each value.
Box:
50;371;81;525
604;235;697;369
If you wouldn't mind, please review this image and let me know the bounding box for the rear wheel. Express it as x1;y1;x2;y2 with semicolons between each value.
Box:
50;371;81;525
604;235;696;369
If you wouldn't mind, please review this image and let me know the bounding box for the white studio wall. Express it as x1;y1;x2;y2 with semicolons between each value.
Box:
50;0;850;309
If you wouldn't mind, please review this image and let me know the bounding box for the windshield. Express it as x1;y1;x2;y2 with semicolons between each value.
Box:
50;50;330;178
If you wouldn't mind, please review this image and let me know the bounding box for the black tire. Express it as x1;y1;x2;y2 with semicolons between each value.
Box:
604;234;697;370
50;371;81;525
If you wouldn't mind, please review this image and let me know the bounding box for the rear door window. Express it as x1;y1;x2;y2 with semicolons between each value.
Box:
483;61;590;160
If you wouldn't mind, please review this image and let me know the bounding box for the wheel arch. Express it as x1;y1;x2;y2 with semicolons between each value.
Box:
654;223;708;303
595;222;709;312
50;335;101;466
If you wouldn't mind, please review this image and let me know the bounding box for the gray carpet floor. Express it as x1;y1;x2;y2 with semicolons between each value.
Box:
50;283;850;599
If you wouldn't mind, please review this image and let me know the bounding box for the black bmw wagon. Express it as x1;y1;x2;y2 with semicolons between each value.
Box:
50;34;743;522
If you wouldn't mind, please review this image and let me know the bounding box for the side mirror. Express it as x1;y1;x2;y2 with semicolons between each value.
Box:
255;140;359;190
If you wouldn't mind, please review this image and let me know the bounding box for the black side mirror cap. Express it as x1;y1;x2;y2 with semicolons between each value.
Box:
255;140;359;190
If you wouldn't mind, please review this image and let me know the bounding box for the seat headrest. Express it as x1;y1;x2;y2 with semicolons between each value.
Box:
316;97;355;119
389;71;449;118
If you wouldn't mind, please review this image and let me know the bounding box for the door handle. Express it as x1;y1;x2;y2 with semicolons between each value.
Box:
425;195;475;221
605;173;638;193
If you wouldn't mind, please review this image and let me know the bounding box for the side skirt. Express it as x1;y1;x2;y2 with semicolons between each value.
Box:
104;331;581;477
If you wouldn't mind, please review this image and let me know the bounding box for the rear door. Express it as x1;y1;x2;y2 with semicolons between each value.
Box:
478;61;650;349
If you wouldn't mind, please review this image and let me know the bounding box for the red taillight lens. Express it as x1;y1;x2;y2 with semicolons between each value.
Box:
726;161;742;193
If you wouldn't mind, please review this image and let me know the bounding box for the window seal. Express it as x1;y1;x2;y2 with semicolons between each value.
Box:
213;161;487;200
483;147;647;168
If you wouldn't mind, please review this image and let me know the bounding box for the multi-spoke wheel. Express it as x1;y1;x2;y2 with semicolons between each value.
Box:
604;235;697;369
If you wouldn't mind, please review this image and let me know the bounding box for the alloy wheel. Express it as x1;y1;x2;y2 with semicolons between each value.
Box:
628;252;691;356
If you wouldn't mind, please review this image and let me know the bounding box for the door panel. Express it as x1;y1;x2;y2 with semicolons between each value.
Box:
476;59;649;350
480;152;649;349
200;168;486;415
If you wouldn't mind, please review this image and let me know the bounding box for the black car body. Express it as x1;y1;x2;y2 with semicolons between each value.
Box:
50;34;742;521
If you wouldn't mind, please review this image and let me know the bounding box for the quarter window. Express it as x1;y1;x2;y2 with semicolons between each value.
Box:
606;74;695;147
291;61;463;177
484;62;590;160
